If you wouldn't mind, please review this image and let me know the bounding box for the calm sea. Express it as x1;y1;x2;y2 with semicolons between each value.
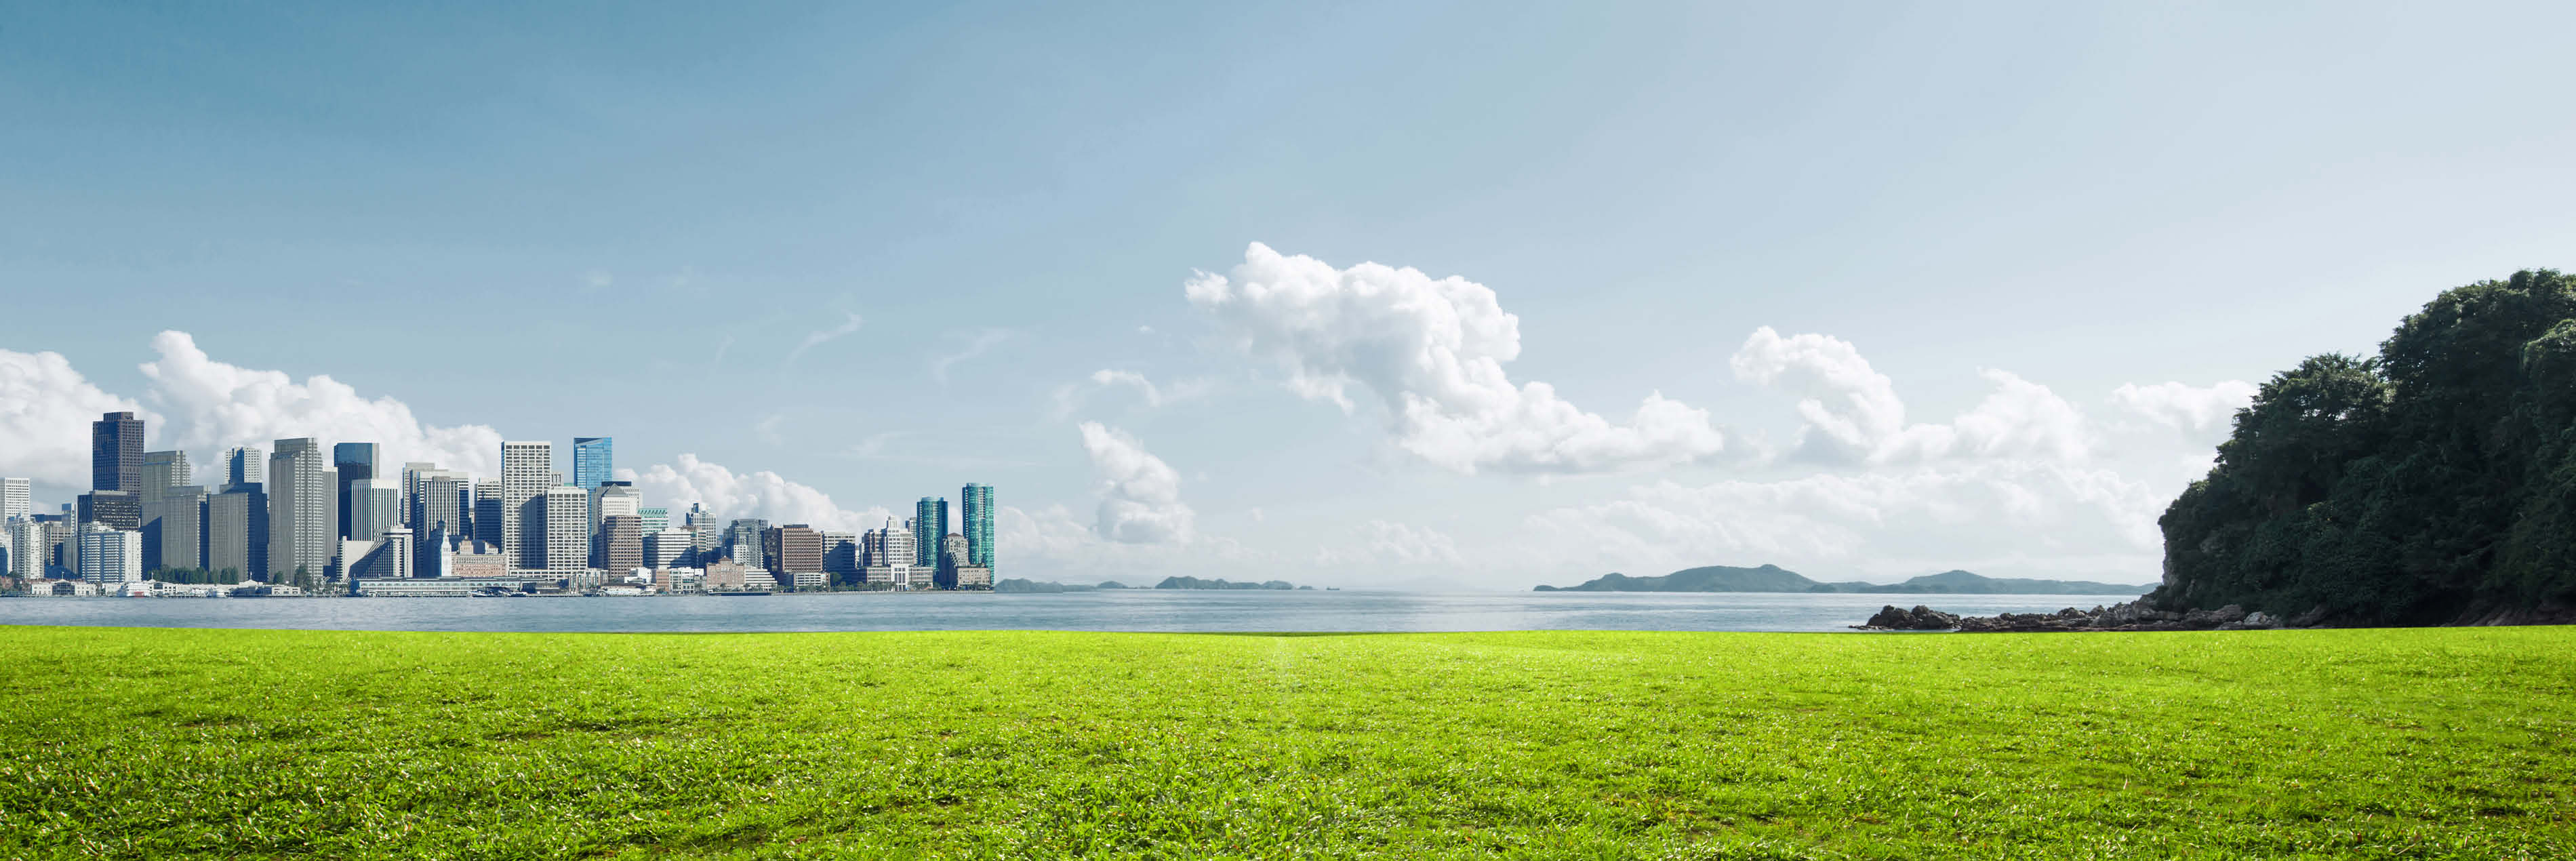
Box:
0;590;2144;633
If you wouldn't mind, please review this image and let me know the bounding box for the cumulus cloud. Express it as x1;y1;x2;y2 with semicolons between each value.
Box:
783;312;864;367
137;331;504;475
618;454;892;534
2111;380;2258;433
1730;327;2091;465
1078;422;1194;543
1185;243;1725;475
0;346;149;487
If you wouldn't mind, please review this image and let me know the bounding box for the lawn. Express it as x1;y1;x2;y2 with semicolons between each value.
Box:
0;626;2567;859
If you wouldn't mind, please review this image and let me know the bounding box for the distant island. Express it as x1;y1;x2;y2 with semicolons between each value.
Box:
1534;565;2152;595
993;577;1312;593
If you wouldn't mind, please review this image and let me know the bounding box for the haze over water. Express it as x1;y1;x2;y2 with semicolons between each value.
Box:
0;590;2143;633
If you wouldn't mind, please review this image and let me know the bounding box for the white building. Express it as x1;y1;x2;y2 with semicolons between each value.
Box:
4;519;36;578
348;477;403;542
268;438;338;580
77;527;144;585
500;441;550;572
539;486;588;575
645;528;694;569
3;477;31;521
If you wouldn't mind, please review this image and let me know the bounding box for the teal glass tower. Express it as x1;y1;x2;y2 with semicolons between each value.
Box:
572;437;613;490
913;497;947;567
961;483;993;568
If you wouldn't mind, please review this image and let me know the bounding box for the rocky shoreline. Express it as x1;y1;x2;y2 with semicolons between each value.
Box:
1855;601;2316;633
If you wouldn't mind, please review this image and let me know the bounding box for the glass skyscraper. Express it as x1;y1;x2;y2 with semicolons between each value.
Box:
573;437;613;490
913;497;947;567
334;442;378;540
961;483;993;568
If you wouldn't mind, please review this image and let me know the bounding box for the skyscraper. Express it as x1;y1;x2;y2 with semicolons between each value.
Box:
726;519;768;567
586;481;639;565
76;491;140;530
334;442;379;540
399;462;435;525
6;519;42;578
140;451;201;571
207;483;267;579
268;439;338;578
572;437;613;491
539;486;588;574
597;514;643;573
913;497;947;567
961;483;994;568
223;446;266;488
77;527;142;585
472;479;503;548
501;441;551;572
409;469;470;538
348;478;403;543
91;412;142;493
1;477;28;521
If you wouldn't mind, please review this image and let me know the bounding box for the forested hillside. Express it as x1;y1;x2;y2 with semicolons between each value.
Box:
2156;269;2576;624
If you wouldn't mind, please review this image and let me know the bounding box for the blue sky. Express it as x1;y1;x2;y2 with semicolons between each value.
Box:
5;2;2573;588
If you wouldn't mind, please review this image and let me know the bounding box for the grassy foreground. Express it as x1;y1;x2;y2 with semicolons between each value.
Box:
0;627;2569;859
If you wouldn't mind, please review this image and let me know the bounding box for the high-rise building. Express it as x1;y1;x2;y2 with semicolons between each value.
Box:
77;491;140;530
268;439;338;579
409;469;471;538
6;519;41;578
941;532;968;569
962;483;994;569
727;519;768;567
92;412;143;493
539;486;589;574
638;506;668;534
645;527;695;569
207;483;268;579
77;526;142;585
147;485;206;572
763;524;822;578
572;437;613;491
348;525;414;580
223;446;266;488
913;497;947;567
142;451;190;501
861;519;923;587
347;478;403;543
334;442;379;540
820;530;858;582
501;441;551;572
597;514;643;573
1;477;28;521
472;479;503;548
586;481;639;563
397;462;435;526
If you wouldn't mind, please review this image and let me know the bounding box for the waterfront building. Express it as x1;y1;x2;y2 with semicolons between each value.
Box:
726;519;768;569
451;543;508;578
346;525;414;580
587;481;639;559
597;514;643;573
862;519;926;588
206;483;268;578
1;477;28;521
222;446;265;488
539;486;588;575
962;483;994;569
652;567;705;595
501;441;551;572
333;442;379;540
913;498;946;567
762;523;822;585
77;527;142;584
645;528;694;569
6;519;41;578
268;439;338;579
952;565;994;590
820;530;858;582
92;412;143;493
572;437;613;490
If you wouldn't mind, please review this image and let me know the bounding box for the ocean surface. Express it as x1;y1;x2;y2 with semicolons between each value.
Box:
0;590;2146;633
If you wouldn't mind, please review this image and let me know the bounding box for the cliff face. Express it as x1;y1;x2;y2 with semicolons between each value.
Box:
2156;270;2576;625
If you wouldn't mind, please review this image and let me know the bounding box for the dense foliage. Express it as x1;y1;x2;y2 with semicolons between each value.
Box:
1;626;2569;858
2158;269;2576;623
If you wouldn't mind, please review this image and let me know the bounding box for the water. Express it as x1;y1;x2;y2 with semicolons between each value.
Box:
0;590;2144;633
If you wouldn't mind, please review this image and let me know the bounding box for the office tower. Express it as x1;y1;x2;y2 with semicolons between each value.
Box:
44;519;80;575
146;485;206;572
268;439;338;579
348;478;402;542
962;483;994;568
6;519;40;578
597;514;643;572
645;528;694;569
399;462;434;525
726;519;768;567
501;441;551;572
638;506;668;534
762;524;821;576
861;519;920;586
410;469;470;538
77;491;140;530
820;530;858;581
142;451;190;501
1;477;27;521
683;502;714;529
333;442;378;540
572;437;613;491
586;481;639;561
92;412;143;493
77;527;142;584
538;486;588;574
691;519;721;561
207;484;268;579
941;533;967;569
223;446;266;488
472;479;502;548
913;497;946;567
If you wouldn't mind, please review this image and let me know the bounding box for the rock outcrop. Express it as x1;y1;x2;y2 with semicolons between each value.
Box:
1857;601;2309;633
1859;605;1960;630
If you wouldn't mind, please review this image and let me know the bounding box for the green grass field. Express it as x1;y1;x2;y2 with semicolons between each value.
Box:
0;626;2568;859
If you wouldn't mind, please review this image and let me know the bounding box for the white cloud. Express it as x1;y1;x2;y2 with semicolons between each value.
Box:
783;311;864;367
1078;422;1194;543
1185;242;1726;475
137;331;504;476
0;346;150;487
1730;327;2091;465
931;328;1014;384
1319;519;1465;567
618;454;892;534
2111;380;2257;433
1049;369;1218;421
754;414;786;447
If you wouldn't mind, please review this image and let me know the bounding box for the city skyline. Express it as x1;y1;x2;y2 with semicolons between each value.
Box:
7;5;2576;590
